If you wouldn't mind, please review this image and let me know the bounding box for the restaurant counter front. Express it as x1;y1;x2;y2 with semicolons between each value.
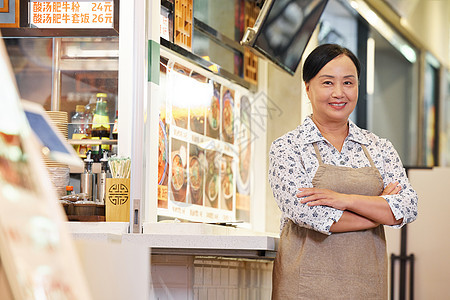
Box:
69;221;278;299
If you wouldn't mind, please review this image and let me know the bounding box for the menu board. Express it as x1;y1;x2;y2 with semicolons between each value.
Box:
29;0;114;29
0;37;92;299
157;61;253;223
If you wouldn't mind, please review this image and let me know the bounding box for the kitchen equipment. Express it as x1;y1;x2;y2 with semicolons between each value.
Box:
80;152;95;201
97;151;110;204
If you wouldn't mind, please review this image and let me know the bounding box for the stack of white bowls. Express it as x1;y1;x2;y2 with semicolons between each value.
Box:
44;111;70;198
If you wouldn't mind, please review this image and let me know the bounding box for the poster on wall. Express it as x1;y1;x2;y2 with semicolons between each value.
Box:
156;63;252;223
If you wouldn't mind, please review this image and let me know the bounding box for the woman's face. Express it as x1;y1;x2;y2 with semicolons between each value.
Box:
305;54;358;125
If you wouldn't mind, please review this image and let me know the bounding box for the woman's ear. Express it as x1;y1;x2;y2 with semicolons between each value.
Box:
305;82;310;95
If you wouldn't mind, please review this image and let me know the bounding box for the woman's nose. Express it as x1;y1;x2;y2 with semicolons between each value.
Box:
332;85;344;98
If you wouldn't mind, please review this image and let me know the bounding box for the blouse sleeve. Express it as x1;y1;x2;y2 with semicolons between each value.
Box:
268;136;343;235
378;139;418;227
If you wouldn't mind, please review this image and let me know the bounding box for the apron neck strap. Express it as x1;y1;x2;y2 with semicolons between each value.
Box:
313;143;323;165
314;143;376;168
361;145;376;167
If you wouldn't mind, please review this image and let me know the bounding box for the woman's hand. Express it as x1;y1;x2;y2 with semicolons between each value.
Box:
380;181;401;196
297;181;401;211
297;188;350;210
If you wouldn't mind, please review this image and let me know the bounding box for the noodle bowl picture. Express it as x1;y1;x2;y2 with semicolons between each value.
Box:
208;91;220;130
222;174;233;200
171;154;185;191
207;175;218;202
222;92;234;138
189;156;202;191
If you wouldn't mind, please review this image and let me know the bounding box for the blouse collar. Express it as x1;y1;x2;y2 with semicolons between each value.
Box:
297;115;369;146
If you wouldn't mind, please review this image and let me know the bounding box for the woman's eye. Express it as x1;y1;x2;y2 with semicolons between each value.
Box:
344;81;354;85
323;81;333;85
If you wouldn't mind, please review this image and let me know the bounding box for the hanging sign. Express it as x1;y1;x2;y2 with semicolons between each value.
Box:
29;1;114;29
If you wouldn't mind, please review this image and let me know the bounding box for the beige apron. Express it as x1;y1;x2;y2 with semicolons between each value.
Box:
272;143;387;300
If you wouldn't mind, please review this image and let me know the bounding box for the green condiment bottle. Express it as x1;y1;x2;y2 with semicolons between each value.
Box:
91;93;110;160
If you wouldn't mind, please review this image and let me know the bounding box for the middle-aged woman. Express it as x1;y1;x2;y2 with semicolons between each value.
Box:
269;43;418;299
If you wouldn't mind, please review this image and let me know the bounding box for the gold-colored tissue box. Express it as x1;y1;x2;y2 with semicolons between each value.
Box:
105;178;130;222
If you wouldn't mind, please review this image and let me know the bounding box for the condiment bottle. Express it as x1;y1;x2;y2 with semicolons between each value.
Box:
66;185;74;195
97;151;110;204
91;93;111;161
80;151;95;201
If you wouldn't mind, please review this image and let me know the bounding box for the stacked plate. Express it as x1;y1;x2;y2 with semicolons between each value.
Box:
47;167;70;197
46;111;68;139
44;111;70;198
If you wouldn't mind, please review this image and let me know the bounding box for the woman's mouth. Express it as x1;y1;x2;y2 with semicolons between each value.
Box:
329;102;346;108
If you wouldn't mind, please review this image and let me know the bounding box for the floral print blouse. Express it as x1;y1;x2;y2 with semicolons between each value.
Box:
269;116;418;235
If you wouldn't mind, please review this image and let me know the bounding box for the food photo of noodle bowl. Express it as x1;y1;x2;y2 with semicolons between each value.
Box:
222;91;234;139
222;173;233;211
189;156;203;205
222;174;233;199
220;154;234;211
171;153;185;192
208;90;220;130
207;175;218;203
189;157;202;189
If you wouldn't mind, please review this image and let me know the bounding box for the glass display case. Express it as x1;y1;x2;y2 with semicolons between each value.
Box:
2;36;119;223
4;37;119;162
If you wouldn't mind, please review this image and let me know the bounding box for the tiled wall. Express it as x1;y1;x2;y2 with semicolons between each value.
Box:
150;255;273;299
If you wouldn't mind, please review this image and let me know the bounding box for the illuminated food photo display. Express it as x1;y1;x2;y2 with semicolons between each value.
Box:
157;59;252;223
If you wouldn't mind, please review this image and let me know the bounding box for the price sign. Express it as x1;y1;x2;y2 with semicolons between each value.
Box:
29;1;114;29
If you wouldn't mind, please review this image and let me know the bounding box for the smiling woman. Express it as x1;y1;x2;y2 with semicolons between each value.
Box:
269;43;418;299
305;54;359;149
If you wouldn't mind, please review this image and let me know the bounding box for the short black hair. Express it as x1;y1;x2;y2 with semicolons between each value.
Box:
302;44;360;83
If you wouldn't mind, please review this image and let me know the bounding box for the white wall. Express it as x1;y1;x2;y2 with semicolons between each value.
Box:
398;167;450;299
400;0;450;68
264;60;304;234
